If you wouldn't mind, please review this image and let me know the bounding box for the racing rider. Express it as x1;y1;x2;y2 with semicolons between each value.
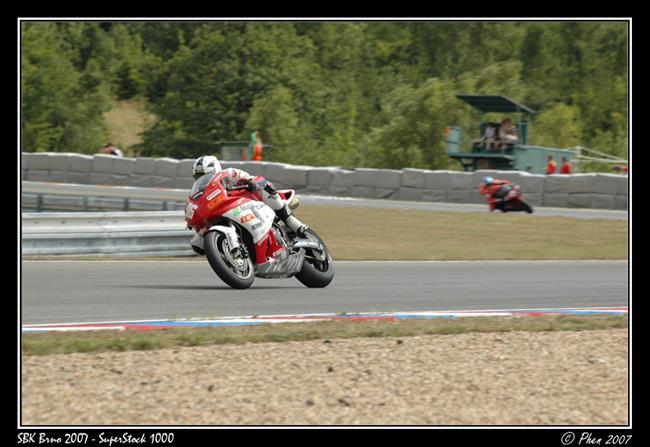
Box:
479;176;514;211
190;155;309;237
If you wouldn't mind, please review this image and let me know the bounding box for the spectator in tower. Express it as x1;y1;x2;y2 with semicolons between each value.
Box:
497;117;518;149
473;122;497;151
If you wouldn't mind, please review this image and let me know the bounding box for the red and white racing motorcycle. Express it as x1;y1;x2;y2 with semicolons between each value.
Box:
491;184;534;214
185;171;334;289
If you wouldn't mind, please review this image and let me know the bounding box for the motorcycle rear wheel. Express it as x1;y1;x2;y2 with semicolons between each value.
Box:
295;229;334;288
520;201;533;213
204;231;255;289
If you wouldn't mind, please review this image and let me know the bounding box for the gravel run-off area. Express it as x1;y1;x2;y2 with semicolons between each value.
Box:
21;329;628;426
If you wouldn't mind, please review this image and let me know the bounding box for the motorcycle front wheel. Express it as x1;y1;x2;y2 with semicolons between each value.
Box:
204;231;255;289
295;229;334;288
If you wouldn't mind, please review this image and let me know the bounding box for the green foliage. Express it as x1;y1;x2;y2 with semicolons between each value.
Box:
245;86;306;162
21;22;110;153
530;103;583;148
365;78;454;169
21;21;629;171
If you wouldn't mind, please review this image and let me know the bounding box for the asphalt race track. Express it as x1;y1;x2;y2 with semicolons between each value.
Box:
21;260;628;325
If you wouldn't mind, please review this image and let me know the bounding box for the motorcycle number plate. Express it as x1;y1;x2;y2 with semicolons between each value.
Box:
185;202;198;219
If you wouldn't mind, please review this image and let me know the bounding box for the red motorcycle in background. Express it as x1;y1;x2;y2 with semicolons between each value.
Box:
185;171;334;289
490;184;534;213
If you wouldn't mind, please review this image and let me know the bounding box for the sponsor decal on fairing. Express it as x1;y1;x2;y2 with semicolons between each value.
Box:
240;213;255;224
226;203;276;243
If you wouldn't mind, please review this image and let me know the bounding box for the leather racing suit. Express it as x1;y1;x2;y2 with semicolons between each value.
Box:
190;167;308;254
479;179;514;211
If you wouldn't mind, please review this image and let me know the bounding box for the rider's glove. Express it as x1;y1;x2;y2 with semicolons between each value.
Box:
238;178;257;192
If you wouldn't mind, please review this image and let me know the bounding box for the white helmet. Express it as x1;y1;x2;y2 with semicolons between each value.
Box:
192;155;221;180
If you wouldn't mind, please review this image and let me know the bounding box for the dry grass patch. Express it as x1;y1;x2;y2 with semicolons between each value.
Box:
104;98;157;153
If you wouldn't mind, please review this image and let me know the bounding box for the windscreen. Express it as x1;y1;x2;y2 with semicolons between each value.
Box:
189;172;217;200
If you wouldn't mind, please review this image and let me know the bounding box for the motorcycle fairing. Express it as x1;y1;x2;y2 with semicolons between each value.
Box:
223;201;276;244
255;248;305;279
222;200;289;266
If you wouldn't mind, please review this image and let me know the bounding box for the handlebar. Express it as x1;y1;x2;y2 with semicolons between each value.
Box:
226;184;253;193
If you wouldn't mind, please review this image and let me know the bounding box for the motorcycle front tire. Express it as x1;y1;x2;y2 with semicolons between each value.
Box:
204;231;255;289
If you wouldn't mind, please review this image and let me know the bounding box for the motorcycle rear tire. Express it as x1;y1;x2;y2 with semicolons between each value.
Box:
295;229;334;288
520;201;533;214
204;231;255;289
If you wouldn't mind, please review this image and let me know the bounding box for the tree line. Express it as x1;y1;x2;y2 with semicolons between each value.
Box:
21;21;628;170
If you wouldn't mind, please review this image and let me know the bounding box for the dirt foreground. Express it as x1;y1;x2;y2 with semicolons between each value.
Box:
21;329;628;426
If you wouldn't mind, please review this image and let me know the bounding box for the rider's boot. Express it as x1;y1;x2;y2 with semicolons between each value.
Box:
276;204;309;236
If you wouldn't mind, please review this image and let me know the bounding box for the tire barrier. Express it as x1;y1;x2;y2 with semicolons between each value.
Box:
22;153;628;210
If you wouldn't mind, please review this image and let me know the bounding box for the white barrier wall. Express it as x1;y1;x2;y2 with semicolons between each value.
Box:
21;153;629;210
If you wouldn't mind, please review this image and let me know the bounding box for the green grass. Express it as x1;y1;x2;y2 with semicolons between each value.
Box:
296;205;628;261
22;315;628;356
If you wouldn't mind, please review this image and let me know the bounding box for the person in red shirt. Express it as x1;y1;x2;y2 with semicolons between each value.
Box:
546;155;557;174
559;157;572;174
252;131;264;161
613;165;629;175
479;176;514;211
253;141;263;161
